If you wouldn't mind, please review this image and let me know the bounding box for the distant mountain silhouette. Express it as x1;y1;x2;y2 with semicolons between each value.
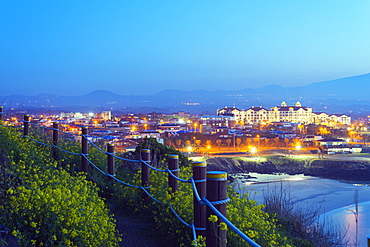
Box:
1;73;370;115
84;90;121;97
302;73;370;98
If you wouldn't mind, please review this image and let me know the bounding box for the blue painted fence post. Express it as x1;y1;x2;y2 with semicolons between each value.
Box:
23;114;29;137
0;106;3;122
141;149;151;200
193;161;207;237
206;171;228;247
107;143;115;182
81;126;88;173
168;154;179;193
53;122;59;160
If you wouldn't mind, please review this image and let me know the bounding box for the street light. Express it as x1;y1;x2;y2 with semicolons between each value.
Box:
294;142;301;155
193;123;198;133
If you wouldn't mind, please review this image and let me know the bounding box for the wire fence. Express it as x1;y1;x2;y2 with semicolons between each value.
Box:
0;114;260;247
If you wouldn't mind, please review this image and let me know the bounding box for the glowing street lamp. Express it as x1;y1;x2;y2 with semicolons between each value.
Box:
193;123;198;133
250;147;257;155
295;143;301;151
187;146;193;152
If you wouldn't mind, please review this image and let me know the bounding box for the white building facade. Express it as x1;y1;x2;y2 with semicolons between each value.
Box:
217;102;351;126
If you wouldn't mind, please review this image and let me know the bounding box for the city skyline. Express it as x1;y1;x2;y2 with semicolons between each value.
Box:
2;1;370;96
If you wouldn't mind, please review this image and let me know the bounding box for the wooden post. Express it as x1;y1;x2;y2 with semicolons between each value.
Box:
0;106;3;122
193;161;207;237
168;154;179;193
368;235;370;247
81;126;88;173
141;149;150;200
206;171;228;247
52;122;59;160
23;114;30;136
107;143;115;182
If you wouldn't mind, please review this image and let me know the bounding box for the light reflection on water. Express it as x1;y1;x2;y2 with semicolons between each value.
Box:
232;173;370;247
320;202;370;247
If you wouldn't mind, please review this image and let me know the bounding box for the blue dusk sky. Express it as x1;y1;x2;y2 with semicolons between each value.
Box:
1;1;370;96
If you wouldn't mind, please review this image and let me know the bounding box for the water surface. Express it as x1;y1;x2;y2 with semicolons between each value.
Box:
232;173;370;246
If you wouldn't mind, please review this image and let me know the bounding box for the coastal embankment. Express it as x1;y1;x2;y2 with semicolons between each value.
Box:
206;156;370;181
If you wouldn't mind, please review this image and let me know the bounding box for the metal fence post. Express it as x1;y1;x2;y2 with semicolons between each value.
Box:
206;171;228;247
81;126;88;173
107;143;115;182
53;122;59;160
168;154;179;193
23;114;30;136
193;161;207;237
141;149;151;200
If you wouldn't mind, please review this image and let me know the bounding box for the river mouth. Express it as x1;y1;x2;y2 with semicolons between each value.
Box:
231;172;370;247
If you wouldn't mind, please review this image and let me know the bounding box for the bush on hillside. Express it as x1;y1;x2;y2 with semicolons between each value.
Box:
0;126;121;246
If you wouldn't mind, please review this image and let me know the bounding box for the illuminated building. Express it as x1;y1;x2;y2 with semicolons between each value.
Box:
199;115;235;128
217;101;351;126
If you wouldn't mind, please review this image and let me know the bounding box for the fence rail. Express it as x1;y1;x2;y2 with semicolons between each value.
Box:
0;112;260;247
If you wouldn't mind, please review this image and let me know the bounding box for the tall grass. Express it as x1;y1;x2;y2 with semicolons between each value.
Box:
262;182;349;247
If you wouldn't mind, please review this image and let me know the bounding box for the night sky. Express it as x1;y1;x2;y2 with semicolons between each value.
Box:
1;1;370;96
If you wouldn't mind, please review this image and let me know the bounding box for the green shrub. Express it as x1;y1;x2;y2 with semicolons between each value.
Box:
0;126;121;246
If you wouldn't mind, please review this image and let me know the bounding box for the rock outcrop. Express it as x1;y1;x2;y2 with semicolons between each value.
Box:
206;157;370;181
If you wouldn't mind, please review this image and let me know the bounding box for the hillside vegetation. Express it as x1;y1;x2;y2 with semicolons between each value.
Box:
0;125;346;246
0;126;121;246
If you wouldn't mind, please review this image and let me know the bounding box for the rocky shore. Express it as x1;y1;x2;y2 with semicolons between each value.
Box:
206;157;370;181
